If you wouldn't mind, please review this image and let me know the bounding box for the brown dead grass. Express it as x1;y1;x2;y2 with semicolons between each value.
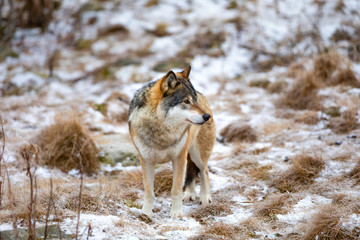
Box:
328;108;359;134
281;72;322;110
267;79;288;94
312;51;360;87
301;205;356;240
254;193;290;218
271;154;325;192
250;165;272;180
34;114;100;175
118;168;173;195
220;122;257;143
154;168;173;195
295;111;321;125
206;222;236;238
348;159;360;184
190;202;232;221
281;51;360;110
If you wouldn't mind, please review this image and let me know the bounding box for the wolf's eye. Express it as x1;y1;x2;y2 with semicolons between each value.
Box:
184;100;190;104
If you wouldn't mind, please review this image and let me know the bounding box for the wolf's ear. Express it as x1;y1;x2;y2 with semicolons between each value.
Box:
161;70;179;92
181;66;191;79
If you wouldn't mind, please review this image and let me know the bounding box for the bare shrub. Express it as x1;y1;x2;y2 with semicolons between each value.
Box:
190;202;232;221
254;193;290;218
220;122;257;143
301;205;355;240
328;108;358;134
281;72;321;110
271;154;325;192
34;114;100;175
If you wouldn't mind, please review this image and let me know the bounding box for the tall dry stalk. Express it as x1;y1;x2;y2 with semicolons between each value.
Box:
20;144;40;240
0;115;5;206
44;179;53;240
75;153;84;240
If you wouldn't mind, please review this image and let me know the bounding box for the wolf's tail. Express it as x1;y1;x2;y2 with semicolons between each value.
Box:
184;154;200;187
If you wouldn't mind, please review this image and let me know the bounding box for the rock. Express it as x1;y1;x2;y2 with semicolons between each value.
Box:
94;133;139;166
323;106;340;117
249;78;270;89
335;141;342;146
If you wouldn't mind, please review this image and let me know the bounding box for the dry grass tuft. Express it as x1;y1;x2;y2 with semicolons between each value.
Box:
119;169;143;189
328;108;359;134
281;51;359;110
313;51;342;83
154;168;173;195
281;72;322;110
190;202;232;221
254;193;290;218
206;222;236;238
250;165;272;180
118;168;173;195
267;79;288;94
271;154;325;192
220;122;257;143
301;205;355;240
35;114;100;175
348;159;360;184
330;66;360;87
295;111;321;125
312;51;360;87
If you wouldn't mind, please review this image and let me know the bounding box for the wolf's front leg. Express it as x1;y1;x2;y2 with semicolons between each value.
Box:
170;153;187;217
140;157;155;216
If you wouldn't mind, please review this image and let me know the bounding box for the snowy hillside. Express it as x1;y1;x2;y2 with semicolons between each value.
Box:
1;0;360;239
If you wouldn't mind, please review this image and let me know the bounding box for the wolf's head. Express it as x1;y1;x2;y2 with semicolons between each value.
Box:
158;66;211;125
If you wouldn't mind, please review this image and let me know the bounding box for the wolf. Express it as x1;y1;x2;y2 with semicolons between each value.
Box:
128;66;216;217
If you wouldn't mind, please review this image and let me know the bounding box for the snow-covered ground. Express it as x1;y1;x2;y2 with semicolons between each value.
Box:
1;0;360;239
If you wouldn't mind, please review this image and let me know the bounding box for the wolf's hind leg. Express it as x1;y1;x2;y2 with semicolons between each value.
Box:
189;146;212;205
183;156;198;201
140;157;155;216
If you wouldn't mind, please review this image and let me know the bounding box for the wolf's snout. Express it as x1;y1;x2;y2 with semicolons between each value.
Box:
203;114;211;122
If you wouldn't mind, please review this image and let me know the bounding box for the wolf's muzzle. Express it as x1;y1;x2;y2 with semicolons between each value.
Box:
203;114;211;122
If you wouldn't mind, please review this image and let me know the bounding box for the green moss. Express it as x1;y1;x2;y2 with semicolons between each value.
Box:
75;39;93;50
93;103;107;116
122;199;140;209
121;153;140;167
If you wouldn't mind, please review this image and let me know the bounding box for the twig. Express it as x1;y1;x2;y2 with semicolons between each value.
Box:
44;178;54;240
75;154;84;240
20;144;39;240
3;160;18;239
86;223;92;240
0;116;5;206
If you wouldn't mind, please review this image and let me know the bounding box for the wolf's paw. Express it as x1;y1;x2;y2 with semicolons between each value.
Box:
142;206;154;217
170;208;183;218
200;194;212;205
183;190;197;202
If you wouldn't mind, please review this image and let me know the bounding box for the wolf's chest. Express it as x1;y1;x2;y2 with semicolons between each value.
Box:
133;132;187;163
132;122;189;163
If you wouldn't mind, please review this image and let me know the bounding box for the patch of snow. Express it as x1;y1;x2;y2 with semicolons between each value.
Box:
277;195;332;225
